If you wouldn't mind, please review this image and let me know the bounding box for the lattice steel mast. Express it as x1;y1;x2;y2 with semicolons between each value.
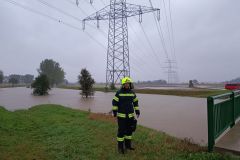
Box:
83;0;160;87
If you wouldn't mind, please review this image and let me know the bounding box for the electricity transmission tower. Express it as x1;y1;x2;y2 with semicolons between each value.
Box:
163;59;178;84
83;0;160;87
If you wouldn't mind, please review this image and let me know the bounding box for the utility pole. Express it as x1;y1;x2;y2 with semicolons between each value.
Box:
83;0;160;87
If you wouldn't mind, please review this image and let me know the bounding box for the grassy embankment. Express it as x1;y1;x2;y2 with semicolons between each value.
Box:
0;104;239;160
58;85;118;92
58;85;230;98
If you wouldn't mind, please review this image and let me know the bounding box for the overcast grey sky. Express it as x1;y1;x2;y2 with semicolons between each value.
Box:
0;0;240;83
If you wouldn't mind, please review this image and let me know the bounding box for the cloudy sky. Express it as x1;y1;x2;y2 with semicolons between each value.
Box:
0;0;239;83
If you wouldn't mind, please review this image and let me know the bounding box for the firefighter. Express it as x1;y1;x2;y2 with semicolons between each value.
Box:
112;77;140;154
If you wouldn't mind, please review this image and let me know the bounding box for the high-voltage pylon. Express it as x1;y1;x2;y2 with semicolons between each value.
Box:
83;0;160;86
163;59;178;84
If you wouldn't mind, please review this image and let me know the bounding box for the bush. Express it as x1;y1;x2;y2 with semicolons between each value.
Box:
31;74;51;95
78;68;95;98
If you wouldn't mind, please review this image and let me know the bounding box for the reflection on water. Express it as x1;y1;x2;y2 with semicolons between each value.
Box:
0;87;207;145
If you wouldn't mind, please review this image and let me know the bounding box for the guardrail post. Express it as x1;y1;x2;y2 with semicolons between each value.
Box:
207;96;214;152
230;92;235;127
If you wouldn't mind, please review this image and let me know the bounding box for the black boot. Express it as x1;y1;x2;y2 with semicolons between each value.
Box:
118;141;125;154
125;139;135;150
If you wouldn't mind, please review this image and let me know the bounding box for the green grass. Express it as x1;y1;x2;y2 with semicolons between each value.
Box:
134;88;230;98
58;85;230;98
0;105;239;160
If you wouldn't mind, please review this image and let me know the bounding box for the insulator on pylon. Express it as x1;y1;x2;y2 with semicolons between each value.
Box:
76;0;79;6
82;20;85;30
157;9;160;21
90;0;93;5
96;12;100;28
139;14;142;23
139;6;142;23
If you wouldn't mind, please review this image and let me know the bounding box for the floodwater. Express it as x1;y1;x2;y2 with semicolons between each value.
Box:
0;87;208;145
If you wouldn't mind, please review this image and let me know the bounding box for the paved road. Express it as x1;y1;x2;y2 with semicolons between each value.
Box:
215;121;240;154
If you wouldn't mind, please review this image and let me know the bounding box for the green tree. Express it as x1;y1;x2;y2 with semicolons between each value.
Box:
0;70;3;84
38;59;65;86
31;74;50;95
78;68;95;98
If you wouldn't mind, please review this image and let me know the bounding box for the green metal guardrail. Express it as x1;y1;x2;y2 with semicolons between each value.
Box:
207;90;240;152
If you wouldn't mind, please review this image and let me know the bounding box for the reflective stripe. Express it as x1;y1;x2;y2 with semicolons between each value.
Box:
117;137;124;142
117;113;135;118
125;135;132;140
128;113;134;118
134;106;139;110
133;97;138;102
112;106;118;110
113;96;119;102
119;93;135;97
117;113;126;118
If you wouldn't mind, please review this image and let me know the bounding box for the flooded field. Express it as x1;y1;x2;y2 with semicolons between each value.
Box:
0;87;208;145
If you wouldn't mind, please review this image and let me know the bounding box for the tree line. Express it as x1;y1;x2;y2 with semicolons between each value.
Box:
0;59;95;97
1;59;95;97
31;59;95;97
0;72;34;86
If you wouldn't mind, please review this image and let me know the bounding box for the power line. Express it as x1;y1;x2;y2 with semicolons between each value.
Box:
128;36;158;70
128;39;162;77
84;0;160;78
168;0;177;61
83;0;161;85
162;0;178;81
82;0;111;33
66;0;162;79
63;0;88;16
133;17;162;66
82;0;163;80
128;23;162;68
36;0;108;37
159;0;177;64
102;0;167;78
83;0;167;79
99;0;165;79
162;0;174;58
2;0;107;50
60;0;108;37
154;14;169;59
2;0;167;82
148;0;169;59
130;55;160;80
36;0;82;22
148;0;179;83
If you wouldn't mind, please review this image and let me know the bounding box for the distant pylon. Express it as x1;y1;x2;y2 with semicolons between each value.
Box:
163;59;178;84
83;0;160;87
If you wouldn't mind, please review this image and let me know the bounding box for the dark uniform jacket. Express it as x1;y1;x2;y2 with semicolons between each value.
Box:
112;88;140;118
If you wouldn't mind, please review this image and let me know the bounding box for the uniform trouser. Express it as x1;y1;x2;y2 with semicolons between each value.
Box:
117;117;134;142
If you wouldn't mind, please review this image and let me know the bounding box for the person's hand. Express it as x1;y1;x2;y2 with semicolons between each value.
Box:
136;113;140;118
135;110;140;118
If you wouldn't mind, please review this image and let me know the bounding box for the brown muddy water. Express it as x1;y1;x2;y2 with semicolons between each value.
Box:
0;87;207;145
